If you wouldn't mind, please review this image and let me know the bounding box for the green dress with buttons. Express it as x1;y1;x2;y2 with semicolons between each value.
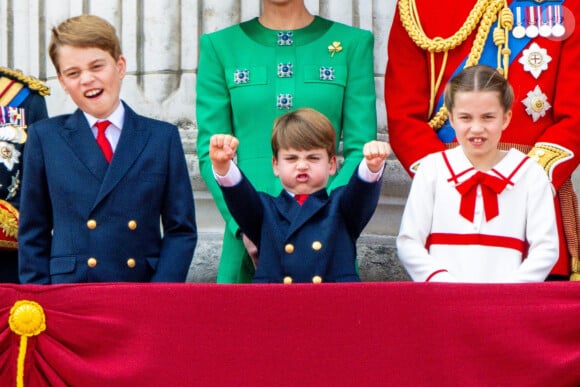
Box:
196;16;377;283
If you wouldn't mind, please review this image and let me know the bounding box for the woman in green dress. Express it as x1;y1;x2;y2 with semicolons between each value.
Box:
196;0;377;283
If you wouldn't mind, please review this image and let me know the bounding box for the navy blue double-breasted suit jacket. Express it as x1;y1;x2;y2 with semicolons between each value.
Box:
221;169;383;283
18;102;197;284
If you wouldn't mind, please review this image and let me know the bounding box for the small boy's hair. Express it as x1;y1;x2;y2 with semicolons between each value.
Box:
444;64;514;113
271;108;336;159
49;14;122;73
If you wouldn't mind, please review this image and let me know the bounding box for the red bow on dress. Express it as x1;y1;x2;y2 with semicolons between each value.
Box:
455;172;509;222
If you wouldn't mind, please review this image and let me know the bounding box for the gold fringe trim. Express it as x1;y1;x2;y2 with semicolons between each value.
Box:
528;143;574;178
398;0;511;129
0;199;19;240
0;67;50;97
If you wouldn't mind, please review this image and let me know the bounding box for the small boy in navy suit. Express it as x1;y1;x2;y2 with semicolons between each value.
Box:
18;15;197;284
209;108;390;283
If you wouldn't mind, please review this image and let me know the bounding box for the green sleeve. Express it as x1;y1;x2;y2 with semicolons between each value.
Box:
195;33;240;237
328;30;377;191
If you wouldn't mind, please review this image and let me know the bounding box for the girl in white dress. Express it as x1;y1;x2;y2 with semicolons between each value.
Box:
397;65;558;283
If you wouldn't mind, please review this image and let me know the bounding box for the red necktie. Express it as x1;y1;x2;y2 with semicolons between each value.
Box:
95;120;113;163
455;172;509;222
295;194;309;205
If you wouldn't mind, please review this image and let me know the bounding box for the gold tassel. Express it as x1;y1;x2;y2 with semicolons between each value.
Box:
9;300;47;387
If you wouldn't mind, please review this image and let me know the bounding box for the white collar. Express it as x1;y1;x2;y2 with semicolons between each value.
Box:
84;101;125;130
443;146;532;188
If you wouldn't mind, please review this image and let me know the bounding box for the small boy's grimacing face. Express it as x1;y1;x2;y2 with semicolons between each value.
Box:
57;45;126;119
272;147;337;195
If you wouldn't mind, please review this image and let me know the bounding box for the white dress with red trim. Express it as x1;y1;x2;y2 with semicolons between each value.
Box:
397;147;558;283
386;0;580;278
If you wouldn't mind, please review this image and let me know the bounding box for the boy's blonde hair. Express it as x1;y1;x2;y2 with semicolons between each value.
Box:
49;14;122;73
271;108;336;159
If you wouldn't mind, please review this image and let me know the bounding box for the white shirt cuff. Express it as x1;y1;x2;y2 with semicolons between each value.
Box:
358;160;384;182
213;161;242;187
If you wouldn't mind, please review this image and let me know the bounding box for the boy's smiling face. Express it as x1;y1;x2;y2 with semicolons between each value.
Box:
272;147;337;195
57;45;126;119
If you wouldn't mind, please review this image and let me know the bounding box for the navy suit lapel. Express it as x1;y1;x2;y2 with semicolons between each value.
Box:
60;109;109;182
282;189;328;237
276;192;300;222
93;104;150;206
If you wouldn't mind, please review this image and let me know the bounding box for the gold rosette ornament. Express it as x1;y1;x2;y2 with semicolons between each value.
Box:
9;300;46;387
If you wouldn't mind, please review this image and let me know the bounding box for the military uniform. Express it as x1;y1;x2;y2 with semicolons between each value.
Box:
0;67;49;283
385;0;580;279
196;16;377;283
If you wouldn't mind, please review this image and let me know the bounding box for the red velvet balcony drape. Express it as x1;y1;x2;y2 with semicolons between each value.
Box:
0;283;579;386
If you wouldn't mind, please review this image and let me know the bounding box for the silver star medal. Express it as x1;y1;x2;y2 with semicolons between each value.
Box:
522;86;551;122
518;42;552;79
0;141;19;171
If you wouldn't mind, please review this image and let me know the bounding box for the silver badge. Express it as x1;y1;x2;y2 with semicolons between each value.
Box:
0;141;19;171
522;85;551;122
518;42;552;79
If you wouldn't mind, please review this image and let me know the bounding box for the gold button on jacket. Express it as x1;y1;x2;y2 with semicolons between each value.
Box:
126;258;136;268
87;219;97;229
312;241;322;251
87;257;97;268
284;243;295;254
283;276;293;284
312;275;322;284
128;220;137;230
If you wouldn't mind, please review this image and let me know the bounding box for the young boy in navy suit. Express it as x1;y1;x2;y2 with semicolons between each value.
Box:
209;108;390;283
18;15;197;284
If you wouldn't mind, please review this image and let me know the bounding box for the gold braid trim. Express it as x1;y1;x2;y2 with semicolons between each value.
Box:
0;199;18;249
398;0;512;130
399;0;490;53
528;143;574;180
0;66;50;97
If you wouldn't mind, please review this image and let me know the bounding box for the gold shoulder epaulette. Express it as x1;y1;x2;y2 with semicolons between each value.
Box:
0;67;50;96
528;142;574;179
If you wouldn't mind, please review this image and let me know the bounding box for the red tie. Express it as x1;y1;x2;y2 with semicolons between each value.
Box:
95;120;113;163
295;194;309;205
455;172;509;222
